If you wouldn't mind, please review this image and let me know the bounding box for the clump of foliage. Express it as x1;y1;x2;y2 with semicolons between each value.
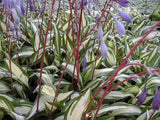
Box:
0;0;160;120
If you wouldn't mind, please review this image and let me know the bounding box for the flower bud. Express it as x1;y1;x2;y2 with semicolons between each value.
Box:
118;10;132;23
136;88;147;105
97;24;103;41
114;19;125;36
83;56;87;71
152;89;160;110
100;40;108;59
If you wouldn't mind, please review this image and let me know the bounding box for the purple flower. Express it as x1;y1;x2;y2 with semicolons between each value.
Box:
111;5;132;23
5;72;11;77
100;40;108;59
1;0;26;16
40;1;45;15
152;89;160;110
13;30;21;39
20;0;26;15
118;10;132;23
11;9;20;24
81;0;87;6
1;0;13;8
109;12;126;36
28;0;35;12
82;56;87;71
13;30;17;37
16;5;24;16
114;18;125;36
97;24;103;41
8;19;15;31
115;0;129;7
136;88;147;105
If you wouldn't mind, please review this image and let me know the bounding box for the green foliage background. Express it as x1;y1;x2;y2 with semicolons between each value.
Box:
0;0;159;120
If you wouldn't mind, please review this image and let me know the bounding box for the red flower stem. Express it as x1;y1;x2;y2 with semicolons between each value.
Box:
36;0;56;116
75;0;85;94
65;0;72;55
88;0;113;82
121;22;160;66
102;0;113;30
93;21;160;118
34;0;47;69
25;0;28;42
107;68;160;96
108;20;122;62
56;0;62;21
49;2;120;119
87;68;160;120
71;60;76;90
91;41;101;80
0;7;4;16
32;0;37;14
148;110;156;120
83;21;160;120
13;37;19;63
93;63;152;119
48;53;74;120
5;15;14;93
68;0;76;89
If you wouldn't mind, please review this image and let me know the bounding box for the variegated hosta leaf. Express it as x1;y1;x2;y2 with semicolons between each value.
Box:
0;82;10;93
27;98;45;119
99;90;134;100
5;59;29;87
66;89;91;120
97;103;141;117
57;91;73;102
0;96;14;111
35;73;54;85
62;63;83;86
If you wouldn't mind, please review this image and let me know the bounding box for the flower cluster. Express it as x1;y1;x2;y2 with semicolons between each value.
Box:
1;0;26;38
152;89;160;110
109;0;132;36
138;88;160;111
136;73;160;111
80;0;131;37
40;0;45;15
114;0;129;7
28;0;35;12
80;0;98;15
